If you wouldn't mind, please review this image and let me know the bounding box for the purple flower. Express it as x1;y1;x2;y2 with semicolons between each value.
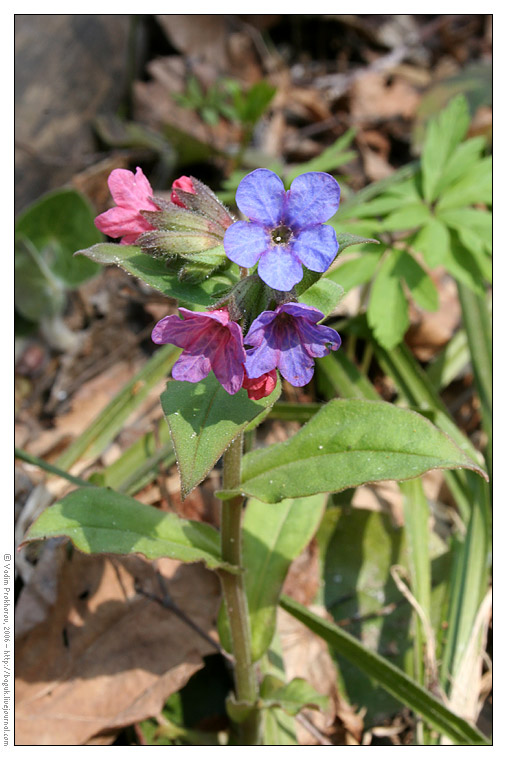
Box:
152;308;246;395
223;169;340;291
244;303;341;387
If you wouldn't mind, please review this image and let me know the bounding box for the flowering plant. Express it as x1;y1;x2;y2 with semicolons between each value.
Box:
23;162;488;746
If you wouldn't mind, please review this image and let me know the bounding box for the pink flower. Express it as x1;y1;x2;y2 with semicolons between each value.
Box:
152;308;246;395
242;369;277;400
171;176;196;208
94;167;159;245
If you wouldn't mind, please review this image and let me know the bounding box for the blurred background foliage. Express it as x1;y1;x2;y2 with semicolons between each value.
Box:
15;14;491;746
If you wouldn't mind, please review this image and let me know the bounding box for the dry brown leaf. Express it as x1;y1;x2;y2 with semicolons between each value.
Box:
350;71;420;122
16;545;221;745
278;606;363;745
405;269;461;361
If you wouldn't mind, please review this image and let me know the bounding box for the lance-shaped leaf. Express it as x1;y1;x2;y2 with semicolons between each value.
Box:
75;243;237;307
160;373;281;499
280;596;490;746
217;399;487;503
23;487;236;572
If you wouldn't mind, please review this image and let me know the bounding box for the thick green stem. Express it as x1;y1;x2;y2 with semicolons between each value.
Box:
220;433;260;744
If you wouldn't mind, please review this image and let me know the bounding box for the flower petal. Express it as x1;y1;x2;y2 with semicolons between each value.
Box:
275;322;315;386
108;167;158;211
296;320;341;358
285;172;340;229
257;246;303;291
151;314;211;349
278;303;325;324
291;224;338;272
236;169;286;227
94;206;152;241
172;351;212;384
244;309;278;347
212;324;246;395
244;329;279;377
224;221;270;268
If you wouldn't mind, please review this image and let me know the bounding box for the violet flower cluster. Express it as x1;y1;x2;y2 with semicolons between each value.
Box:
95;167;342;398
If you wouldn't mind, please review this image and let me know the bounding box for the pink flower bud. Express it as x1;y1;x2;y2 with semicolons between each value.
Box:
242;369;277;400
171;176;196;208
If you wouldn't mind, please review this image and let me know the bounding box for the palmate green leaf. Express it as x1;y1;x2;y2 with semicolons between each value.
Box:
367;251;409;350
279;596;490;745
15;188;101;287
160;373;281;499
394;250;439;312
439;207;492;250
381;202;431;232
23;487;235;572
326;250;383;291
433;136;487;198
413;216;451;269
437;156;492;211
285;129;356;186
76;243;237;308
421;94;470;203
240;494;326;662
217;399;486;504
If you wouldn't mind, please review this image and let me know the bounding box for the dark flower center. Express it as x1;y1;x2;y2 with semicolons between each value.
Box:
271;225;292;245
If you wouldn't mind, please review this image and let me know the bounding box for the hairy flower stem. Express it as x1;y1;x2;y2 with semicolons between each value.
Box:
220;432;261;745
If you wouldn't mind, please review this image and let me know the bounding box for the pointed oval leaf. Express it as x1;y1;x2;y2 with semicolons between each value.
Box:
217;399;487;504
161;373;281;499
76;243;237;307
23;487;235;572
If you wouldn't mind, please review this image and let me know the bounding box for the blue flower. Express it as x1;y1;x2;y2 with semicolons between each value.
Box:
244;302;341;387
223;169;340;291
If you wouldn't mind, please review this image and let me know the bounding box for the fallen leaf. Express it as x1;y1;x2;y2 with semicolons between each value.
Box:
15;544;221;745
350;72;420;122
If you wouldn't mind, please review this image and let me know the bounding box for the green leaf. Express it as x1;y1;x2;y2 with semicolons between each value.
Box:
381;202;431;232
243;494;326;661
23;487;235;572
433;137;487;197
279;596;490;745
316;351;380;402
413;217;451;269
437;156;492;211
395;250;439;312
160;373;281;499
15;237;67;321
76;243;237;308
240;80;277;125
367;251;410;350
326;251;383;291
300;278;344;316
336;232;380;254
285;129;356;185
217;399;486;504
15;188;101;287
437;207;492;253
260;676;328;716
421;95;470;203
